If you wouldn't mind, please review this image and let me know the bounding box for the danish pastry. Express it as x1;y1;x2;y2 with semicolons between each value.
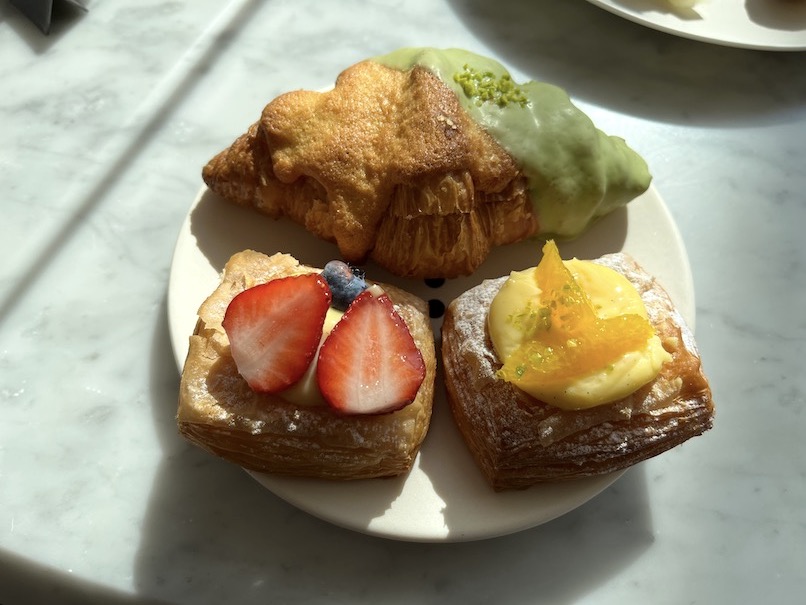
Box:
441;244;714;489
202;48;651;278
177;250;436;479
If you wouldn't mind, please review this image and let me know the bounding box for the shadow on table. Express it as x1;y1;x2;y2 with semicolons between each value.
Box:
445;0;806;127
127;296;654;605
0;548;169;605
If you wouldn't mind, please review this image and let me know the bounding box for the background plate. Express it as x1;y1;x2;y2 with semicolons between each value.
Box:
168;183;694;542
586;0;806;51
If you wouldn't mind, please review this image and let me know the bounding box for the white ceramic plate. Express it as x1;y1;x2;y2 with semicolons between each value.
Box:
586;0;806;51
168;183;694;542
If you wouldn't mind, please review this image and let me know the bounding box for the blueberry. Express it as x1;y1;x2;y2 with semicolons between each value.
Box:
321;260;367;311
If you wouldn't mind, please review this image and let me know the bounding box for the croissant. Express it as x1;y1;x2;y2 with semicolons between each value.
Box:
441;252;714;490
177;250;437;479
202;48;651;279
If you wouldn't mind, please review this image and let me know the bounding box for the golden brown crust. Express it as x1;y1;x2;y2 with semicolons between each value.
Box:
441;253;714;490
177;250;437;480
201;61;537;279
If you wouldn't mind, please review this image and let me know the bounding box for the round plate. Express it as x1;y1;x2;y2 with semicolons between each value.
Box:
585;0;806;51
168;183;694;542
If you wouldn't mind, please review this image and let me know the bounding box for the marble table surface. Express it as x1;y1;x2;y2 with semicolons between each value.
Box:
1;0;804;603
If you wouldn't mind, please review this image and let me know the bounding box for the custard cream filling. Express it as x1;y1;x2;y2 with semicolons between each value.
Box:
280;306;343;407
279;284;386;406
488;256;671;410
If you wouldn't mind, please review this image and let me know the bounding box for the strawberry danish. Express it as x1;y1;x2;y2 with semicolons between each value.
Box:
177;250;436;479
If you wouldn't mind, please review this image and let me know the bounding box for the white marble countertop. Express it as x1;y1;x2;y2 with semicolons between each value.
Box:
1;0;804;603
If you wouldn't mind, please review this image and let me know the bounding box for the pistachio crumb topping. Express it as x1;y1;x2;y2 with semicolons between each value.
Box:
453;64;527;108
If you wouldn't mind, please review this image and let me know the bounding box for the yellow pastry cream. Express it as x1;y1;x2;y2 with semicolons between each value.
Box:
279;283;386;406
488;241;671;410
373;47;651;239
279;306;344;407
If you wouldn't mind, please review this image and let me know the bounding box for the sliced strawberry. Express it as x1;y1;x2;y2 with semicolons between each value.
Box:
222;274;331;393
316;290;425;415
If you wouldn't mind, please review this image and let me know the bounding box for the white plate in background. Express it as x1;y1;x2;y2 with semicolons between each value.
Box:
586;0;806;51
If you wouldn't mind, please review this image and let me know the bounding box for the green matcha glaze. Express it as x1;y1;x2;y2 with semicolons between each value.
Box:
373;47;651;239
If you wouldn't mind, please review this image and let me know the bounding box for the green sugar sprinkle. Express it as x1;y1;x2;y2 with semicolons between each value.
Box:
453;64;528;108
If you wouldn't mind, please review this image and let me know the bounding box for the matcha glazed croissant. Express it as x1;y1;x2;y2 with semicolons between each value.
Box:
202;48;651;279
